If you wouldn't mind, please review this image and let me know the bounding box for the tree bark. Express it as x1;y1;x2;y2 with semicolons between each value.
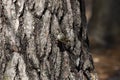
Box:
0;0;97;80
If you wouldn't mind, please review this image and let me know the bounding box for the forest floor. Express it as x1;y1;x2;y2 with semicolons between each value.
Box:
92;45;120;80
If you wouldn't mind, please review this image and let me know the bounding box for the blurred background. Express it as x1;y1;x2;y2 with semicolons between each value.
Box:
85;0;120;80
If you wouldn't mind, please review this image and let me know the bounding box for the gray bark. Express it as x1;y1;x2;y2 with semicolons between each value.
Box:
0;0;97;80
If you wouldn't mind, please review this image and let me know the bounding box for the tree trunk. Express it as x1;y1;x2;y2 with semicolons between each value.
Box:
0;0;97;80
88;0;120;48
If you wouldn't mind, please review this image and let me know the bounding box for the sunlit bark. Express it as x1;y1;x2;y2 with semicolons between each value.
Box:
0;0;97;80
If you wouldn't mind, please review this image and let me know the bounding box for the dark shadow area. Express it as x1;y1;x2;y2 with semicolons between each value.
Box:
108;70;120;80
85;0;120;80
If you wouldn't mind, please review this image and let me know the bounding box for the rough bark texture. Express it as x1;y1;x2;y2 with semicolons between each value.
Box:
0;0;97;80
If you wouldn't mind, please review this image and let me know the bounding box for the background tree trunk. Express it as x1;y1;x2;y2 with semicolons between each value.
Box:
0;0;97;80
88;0;120;48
